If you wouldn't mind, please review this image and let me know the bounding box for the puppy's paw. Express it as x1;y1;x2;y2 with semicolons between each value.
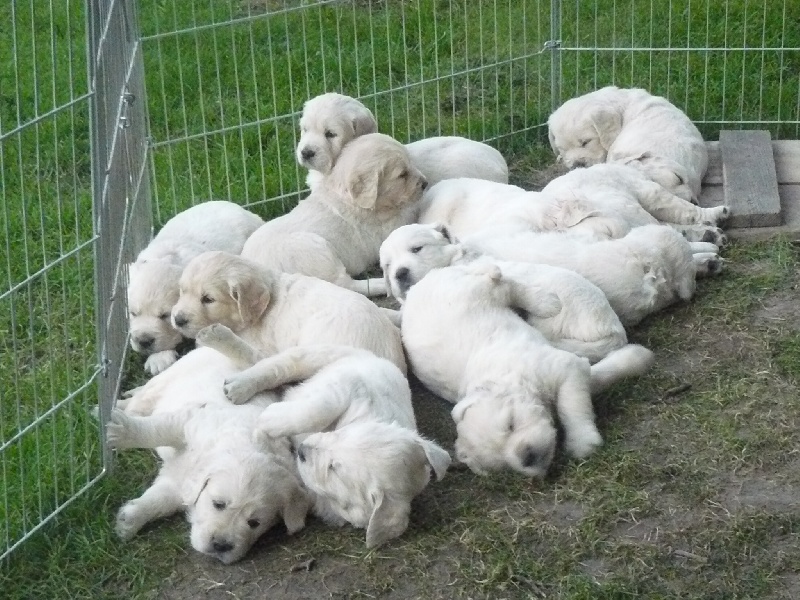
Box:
106;408;135;449
144;350;178;375
565;426;603;459
694;252;725;277
115;501;145;541
195;323;233;347
222;374;259;405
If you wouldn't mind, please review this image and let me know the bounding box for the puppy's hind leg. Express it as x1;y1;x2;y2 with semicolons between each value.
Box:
116;475;183;540
590;344;655;394
693;252;724;278
554;367;603;459
106;408;189;450
196;323;265;369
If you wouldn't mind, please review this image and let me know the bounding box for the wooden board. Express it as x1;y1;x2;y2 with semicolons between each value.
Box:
719;130;782;228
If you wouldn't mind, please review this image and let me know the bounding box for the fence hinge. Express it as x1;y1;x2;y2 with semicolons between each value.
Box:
119;92;136;129
543;40;562;51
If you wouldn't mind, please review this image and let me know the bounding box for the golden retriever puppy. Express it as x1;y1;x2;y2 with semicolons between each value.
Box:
547;86;708;201
195;326;451;548
170;251;407;374
244;133;427;296
401;261;654;477
613;152;695;203
128;200;263;375
466;224;724;327
106;347;311;564
380;223;629;363
295;92;509;188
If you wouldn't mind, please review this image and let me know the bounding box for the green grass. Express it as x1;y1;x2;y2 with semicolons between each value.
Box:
1;0;800;597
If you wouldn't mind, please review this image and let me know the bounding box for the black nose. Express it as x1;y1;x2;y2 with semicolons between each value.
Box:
301;148;315;160
520;447;540;468
394;267;410;282
420;179;428;190
296;445;306;463
135;335;154;349
212;539;234;554
173;314;188;328
572;159;587;168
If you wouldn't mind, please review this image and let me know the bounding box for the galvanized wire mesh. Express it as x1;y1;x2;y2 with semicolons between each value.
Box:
0;0;798;560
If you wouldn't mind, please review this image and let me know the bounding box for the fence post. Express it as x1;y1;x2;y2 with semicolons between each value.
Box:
87;0;152;471
550;0;562;113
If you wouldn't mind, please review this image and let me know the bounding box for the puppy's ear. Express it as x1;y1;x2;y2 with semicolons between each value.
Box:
433;223;452;243
228;272;272;324
365;490;409;549
351;108;378;137
419;438;451;481
451;397;477;423
347;168;381;210
590;106;623;150
278;471;312;535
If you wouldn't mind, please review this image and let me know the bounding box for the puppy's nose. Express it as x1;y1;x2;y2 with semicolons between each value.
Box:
172;313;188;328
300;148;315;161
394;267;410;283
134;335;154;350
520;446;540;468
296;444;306;463
420;178;428;190
212;539;234;554
571;159;587;168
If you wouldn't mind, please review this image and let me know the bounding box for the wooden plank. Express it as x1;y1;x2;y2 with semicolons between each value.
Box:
702;140;800;186
719;130;782;228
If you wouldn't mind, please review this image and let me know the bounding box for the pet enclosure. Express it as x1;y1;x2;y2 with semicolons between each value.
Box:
1;0;798;560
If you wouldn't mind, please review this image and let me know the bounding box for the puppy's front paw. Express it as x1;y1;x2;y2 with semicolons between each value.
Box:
144;350;178;375
115;501;145;540
565;426;603;459
223;375;258;405
106;409;135;449
195;323;233;347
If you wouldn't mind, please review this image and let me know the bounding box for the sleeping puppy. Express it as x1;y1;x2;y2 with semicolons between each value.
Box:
106;347;311;564
170;250;407;374
613;152;695;203
127;200;263;375
244;133;427;296
380;223;629;363
400;261;654;476
465;224;724;327
547;86;709;202
295;92;509;188
195;326;451;548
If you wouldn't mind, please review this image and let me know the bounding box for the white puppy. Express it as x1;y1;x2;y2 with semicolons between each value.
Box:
196;327;451;548
380;223;628;363
401;261;654;477
466;224;723;326
106;347;311;564
244;133;427;296
128;200;263;375
170;251;407;374
548;86;709;201
295;92;509;188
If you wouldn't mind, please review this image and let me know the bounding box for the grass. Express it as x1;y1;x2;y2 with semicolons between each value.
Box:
1;0;800;597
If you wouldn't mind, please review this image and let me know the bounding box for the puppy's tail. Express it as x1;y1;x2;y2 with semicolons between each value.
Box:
590;344;655;394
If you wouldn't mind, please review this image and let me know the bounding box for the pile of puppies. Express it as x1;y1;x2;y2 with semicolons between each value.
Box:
111;87;730;563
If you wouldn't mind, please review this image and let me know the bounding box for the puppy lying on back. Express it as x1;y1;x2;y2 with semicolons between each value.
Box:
170;251;407;374
380;223;629;363
548;86;709;202
106;346;311;564
243;133;427;296
400;261;654;477
197;325;451;548
128;200;263;375
295;92;509;189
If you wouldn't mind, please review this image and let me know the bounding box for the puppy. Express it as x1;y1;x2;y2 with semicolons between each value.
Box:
296;92;509;188
244;133;427;296
171;251;407;374
400;261;654;476
106;347;311;564
196;326;451;548
466;224;724;326
128;200;263;375
380;223;629;363
548;86;708;201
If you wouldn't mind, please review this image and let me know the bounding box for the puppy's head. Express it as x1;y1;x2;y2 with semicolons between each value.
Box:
296;93;379;176
171;251;274;338
295;422;450;548
325;133;428;213
627;225;698;301
379;223;461;301
184;450;310;564
452;388;557;478
548;88;623;169
127;260;184;355
616;152;695;202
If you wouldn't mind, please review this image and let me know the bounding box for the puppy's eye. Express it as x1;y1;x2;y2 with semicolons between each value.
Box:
675;174;685;185
158;312;170;320
212;500;226;510
129;311;139;318
324;130;337;139
398;169;409;179
409;246;423;254
508;420;515;433
579;139;590;147
201;294;215;305
247;518;261;529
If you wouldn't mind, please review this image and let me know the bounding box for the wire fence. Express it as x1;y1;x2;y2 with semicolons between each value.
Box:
1;0;798;561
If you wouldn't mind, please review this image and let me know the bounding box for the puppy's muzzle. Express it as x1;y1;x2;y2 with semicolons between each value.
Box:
132;334;155;352
212;537;234;554
393;267;413;296
172;313;189;328
300;148;315;162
